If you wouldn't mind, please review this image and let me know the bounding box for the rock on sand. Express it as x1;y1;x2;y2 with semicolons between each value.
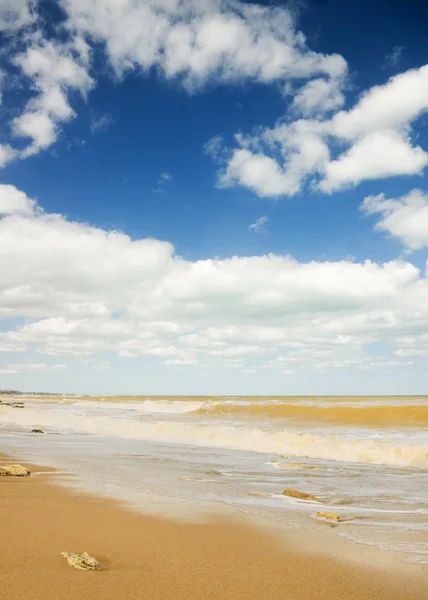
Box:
0;464;31;476
60;552;99;571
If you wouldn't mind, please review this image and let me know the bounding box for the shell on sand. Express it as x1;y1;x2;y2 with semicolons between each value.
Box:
60;552;99;571
281;488;320;502
0;464;31;476
312;511;341;522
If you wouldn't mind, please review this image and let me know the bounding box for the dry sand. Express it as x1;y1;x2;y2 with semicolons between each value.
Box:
1;460;427;600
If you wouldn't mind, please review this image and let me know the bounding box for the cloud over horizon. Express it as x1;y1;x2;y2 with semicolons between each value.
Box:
1;183;428;383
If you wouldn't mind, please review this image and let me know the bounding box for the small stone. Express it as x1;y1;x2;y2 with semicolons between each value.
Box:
61;552;99;571
281;488;320;502
312;511;341;522
0;464;31;476
31;429;44;434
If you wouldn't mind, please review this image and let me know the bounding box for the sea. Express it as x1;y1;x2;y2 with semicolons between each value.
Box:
1;394;427;564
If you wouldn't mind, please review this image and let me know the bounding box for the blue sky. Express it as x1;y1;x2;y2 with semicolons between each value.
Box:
1;0;428;395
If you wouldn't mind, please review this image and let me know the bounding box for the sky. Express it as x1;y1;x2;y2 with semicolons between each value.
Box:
1;0;428;395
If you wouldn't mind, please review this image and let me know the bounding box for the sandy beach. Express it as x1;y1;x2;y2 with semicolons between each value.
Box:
1;458;427;600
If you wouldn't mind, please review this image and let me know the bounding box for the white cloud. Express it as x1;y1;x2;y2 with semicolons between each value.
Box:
0;144;17;168
12;38;94;156
0;184;173;319
0;0;35;32
0;363;66;374
13;111;58;155
1;184;428;376
293;77;345;116
165;357;199;366
218;65;428;197
0;184;38;216
330;66;428;139
312;357;414;373
219;119;330;197
1;0;425;203
62;0;346;87
0;1;349;166
222;149;301;197
320;130;428;192
361;189;428;250
249;215;269;233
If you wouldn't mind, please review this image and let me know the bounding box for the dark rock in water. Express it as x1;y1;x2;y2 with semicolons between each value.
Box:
31;429;44;434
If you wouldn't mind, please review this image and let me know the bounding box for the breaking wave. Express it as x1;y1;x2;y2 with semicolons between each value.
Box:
1;407;427;468
73;399;206;414
194;401;428;427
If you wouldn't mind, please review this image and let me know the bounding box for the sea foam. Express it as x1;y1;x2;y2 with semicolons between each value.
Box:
2;406;427;468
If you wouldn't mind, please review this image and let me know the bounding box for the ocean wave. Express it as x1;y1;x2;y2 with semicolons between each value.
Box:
72;399;206;414
194;401;428;427
1;407;427;468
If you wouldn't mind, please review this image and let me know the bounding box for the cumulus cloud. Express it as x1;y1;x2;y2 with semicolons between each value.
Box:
361;189;428;250
12;38;94;156
0;144;17;168
0;0;347;165
0;0;35;32
222;149;301;197
320;130;428;192
293;77;345;116
1;184;428;374
62;0;346;87
220;119;329;197
218;65;428;197
1;0;425;201
0;184;38;216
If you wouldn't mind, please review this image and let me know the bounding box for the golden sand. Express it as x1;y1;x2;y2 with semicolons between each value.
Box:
1;460;427;600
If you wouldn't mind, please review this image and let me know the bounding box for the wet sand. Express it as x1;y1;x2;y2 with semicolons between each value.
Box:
1;460;427;600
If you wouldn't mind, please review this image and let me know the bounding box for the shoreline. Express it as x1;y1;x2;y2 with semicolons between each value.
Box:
1;456;427;600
